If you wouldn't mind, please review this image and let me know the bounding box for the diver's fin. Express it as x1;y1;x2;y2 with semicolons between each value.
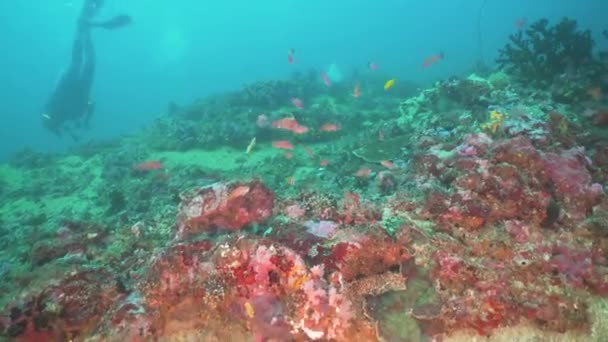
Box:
88;15;132;30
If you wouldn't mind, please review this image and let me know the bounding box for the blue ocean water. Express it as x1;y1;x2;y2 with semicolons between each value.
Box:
0;0;606;160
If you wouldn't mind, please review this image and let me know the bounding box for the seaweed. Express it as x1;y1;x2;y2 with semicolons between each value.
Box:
496;18;595;84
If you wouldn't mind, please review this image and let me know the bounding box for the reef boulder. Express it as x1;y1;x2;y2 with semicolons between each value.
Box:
176;180;274;236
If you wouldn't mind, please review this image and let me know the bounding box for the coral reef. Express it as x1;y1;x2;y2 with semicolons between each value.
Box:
497;18;595;84
3;38;608;341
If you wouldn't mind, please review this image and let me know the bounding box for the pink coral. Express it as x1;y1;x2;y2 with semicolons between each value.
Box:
304;220;339;238
543;147;601;220
285;204;306;219
504;220;530;244
456;133;493;157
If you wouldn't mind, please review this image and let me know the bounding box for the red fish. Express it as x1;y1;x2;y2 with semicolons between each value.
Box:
291;124;309;134
321;72;331;87
320;123;339;132
228;185;251;201
133;160;163;171
272;117;298;129
272;117;308;134
353;81;360;98
272;140;294;150
422;53;444;68
287;48;295;63
291;98;304;108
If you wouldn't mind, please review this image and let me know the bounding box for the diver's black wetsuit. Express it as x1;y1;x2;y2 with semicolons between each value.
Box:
42;0;130;138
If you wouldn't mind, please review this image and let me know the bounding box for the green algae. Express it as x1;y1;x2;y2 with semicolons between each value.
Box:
590;297;608;341
369;278;438;342
487;70;511;89
0;164;25;191
151;146;280;172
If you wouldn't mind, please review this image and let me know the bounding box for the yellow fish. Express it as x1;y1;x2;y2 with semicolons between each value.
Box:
384;79;396;91
244;301;255;318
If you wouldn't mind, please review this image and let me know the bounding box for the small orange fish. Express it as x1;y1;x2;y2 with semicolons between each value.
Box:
228;185;251;200
380;160;395;169
422;53;444;68
272;140;294;150
353;81;360;98
272;117;308;134
319;159;329;167
133;160;163;171
291;125;309;134
320;123;340;132
355;167;372;178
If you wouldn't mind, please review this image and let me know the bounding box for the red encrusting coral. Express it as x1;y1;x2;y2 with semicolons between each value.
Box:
176;180;274;236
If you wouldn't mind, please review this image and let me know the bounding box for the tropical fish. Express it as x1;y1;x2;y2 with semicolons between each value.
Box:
272;140;294;150
368;61;378;71
133;160;163;171
272;117;297;129
384;79;396;91
353;81;361;98
288;48;295;63
380;160;395;169
272;117;308;134
292;125;309;134
228;185;251;200
321;72;331;87
355;167;372;178
319;159;329;167
291;98;304;108
244;302;255;319
515;17;527;29
423;53;444;68
320;123;339;132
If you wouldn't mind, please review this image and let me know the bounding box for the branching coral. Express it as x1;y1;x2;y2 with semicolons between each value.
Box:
496;18;595;83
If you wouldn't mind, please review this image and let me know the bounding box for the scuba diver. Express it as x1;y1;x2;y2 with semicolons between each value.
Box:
42;0;131;139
